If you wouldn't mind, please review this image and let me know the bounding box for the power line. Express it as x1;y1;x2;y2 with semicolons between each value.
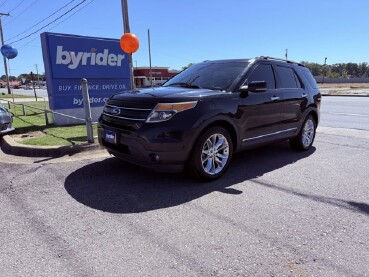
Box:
6;0;26;14
47;0;95;32
0;0;9;9
4;0;40;26
9;0;87;45
17;0;95;49
6;0;77;41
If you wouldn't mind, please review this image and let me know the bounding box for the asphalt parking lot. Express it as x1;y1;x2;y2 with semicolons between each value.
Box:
1;125;368;276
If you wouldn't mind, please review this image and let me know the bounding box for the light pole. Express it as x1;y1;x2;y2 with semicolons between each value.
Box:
322;57;327;84
121;0;135;89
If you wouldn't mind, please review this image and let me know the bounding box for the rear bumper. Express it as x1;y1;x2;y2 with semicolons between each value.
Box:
98;126;189;173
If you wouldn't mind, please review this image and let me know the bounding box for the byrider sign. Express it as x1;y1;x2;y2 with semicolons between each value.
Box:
56;46;126;70
41;32;131;125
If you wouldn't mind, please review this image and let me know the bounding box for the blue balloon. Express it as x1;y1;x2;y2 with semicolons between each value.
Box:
1;44;18;59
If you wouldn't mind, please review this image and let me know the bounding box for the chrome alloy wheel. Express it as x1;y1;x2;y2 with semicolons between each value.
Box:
201;134;230;175
302;118;315;148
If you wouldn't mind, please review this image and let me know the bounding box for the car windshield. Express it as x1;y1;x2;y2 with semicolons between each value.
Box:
163;61;249;91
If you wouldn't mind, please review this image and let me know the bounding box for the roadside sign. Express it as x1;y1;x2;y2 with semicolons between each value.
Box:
41;32;131;125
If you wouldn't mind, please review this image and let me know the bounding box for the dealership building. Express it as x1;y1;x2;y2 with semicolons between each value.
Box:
133;67;180;87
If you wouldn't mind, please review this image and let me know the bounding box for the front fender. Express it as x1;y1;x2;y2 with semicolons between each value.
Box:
185;112;240;157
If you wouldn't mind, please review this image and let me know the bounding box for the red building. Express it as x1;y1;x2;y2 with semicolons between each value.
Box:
0;81;21;88
134;67;180;88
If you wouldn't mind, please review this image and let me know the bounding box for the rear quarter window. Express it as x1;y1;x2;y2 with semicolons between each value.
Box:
275;65;301;88
300;67;319;89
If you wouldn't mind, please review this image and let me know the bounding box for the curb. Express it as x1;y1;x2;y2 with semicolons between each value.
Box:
321;93;369;97
0;135;103;157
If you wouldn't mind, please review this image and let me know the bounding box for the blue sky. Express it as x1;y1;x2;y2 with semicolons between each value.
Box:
2;0;369;76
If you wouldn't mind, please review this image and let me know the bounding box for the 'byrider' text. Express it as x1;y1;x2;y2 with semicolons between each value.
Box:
56;46;125;70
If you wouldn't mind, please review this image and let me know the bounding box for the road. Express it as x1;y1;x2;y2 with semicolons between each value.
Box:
320;96;369;130
0;97;369;276
0;88;48;98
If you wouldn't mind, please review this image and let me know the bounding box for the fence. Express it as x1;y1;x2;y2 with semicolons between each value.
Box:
315;76;369;84
0;99;93;125
1;79;97;143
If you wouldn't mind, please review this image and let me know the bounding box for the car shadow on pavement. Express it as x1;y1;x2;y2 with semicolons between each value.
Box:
65;141;319;214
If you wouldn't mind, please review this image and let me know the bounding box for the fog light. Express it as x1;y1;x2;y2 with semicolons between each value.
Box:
149;153;160;162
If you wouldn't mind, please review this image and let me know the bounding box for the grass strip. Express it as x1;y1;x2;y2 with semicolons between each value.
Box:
19;125;98;146
8;101;98;146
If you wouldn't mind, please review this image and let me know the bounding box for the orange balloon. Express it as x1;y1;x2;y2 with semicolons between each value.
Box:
120;33;139;54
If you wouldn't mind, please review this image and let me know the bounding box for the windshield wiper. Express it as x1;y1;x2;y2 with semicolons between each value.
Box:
167;82;202;89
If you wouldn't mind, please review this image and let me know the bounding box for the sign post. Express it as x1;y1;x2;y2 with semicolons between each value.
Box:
81;78;94;143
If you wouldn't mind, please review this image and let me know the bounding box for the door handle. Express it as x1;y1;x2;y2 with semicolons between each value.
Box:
270;96;280;101
302;93;308;98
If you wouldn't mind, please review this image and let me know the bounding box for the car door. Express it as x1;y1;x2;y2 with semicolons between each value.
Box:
274;65;308;133
239;62;284;146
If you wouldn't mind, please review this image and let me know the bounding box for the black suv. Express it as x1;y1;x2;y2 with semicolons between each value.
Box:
98;57;321;180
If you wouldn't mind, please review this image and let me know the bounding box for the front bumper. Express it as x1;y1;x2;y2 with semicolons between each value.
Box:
98;126;190;173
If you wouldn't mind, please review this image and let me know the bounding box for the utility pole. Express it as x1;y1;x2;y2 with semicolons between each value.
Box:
0;12;11;95
121;0;135;89
148;29;153;87
35;64;40;88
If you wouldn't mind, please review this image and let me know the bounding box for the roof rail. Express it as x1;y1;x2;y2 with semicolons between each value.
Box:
256;56;305;67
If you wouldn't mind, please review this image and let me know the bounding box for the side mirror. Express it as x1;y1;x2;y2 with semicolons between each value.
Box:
249;81;267;92
240;81;267;95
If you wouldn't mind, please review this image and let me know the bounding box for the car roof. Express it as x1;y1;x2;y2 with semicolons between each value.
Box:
202;59;251;63
201;57;305;67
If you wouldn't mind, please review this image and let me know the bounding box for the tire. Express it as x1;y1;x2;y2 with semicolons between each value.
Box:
290;115;316;151
188;126;233;181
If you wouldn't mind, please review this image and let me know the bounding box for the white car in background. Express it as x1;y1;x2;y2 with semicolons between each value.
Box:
0;104;15;135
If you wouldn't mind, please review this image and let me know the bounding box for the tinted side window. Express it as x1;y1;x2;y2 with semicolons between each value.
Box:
294;73;302;88
248;64;275;89
276;66;301;88
300;67;319;89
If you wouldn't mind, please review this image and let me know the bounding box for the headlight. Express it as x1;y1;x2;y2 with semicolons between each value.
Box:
146;101;198;123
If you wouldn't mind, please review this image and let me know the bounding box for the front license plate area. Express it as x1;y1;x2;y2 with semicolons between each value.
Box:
105;129;117;144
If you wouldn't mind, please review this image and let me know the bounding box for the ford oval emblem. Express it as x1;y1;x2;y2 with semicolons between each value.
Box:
111;108;120;115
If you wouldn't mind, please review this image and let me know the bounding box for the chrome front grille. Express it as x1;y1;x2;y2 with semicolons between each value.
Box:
102;100;155;123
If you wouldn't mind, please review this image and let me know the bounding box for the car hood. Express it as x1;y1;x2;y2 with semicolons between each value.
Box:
111;86;227;101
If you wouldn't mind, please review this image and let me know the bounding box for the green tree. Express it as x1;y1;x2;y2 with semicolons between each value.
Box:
345;63;360;77
301;62;323;76
17;73;30;81
359;62;368;77
330;64;346;77
181;63;195;70
0;75;17;81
